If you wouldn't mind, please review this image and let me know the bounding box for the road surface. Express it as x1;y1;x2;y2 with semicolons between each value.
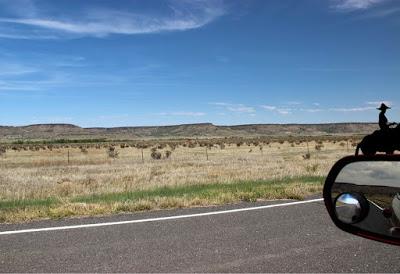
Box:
0;198;399;272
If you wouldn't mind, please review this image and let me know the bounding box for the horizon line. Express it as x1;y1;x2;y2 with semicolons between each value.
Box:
0;121;378;129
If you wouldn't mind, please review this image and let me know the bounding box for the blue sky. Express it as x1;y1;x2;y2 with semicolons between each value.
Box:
0;0;399;127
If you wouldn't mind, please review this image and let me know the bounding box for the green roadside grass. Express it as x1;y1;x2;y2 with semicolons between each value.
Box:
0;176;324;223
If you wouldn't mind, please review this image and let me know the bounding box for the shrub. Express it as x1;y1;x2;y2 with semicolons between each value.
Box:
107;147;119;159
169;144;177;151
315;144;323;151
306;164;319;173
165;150;172;159
302;153;311;160
188;142;197;148
151;150;162;160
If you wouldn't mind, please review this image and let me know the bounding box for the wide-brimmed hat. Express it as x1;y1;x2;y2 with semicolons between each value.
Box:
377;103;391;110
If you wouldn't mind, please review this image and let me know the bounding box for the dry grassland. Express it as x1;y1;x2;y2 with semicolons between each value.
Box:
0;139;356;222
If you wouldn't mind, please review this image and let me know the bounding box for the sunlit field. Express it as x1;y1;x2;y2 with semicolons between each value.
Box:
0;137;359;222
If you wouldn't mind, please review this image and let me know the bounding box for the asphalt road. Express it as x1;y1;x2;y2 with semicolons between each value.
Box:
0;199;399;273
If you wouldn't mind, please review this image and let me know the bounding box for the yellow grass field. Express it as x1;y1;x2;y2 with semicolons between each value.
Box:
0;139;356;222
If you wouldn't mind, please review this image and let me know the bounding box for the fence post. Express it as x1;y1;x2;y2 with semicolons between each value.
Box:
67;149;70;165
141;148;144;163
206;146;208;161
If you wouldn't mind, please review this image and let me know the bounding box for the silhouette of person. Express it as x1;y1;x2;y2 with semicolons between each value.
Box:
378;103;396;132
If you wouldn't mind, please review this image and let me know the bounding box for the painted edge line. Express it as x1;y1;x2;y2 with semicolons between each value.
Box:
0;198;323;236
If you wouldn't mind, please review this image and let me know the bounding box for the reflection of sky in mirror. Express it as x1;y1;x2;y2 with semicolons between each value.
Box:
338;193;359;205
336;162;400;187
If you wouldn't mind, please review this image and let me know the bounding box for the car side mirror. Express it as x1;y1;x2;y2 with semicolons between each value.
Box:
323;155;400;245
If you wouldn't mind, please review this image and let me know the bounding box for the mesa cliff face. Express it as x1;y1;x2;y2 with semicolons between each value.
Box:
0;122;378;140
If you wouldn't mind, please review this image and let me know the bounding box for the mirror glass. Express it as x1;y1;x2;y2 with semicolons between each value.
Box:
335;193;365;224
332;161;400;238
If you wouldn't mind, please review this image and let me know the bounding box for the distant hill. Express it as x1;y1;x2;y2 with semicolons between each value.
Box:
0;122;378;141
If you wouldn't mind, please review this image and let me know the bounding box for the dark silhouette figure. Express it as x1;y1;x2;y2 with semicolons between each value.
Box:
378;103;396;131
356;103;399;156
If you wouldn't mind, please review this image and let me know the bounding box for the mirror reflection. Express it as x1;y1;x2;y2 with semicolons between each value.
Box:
332;161;400;238
335;193;366;224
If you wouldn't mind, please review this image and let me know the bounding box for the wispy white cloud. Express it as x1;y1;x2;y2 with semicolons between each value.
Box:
227;105;255;113
365;100;393;107
215;101;390;117
260;105;292;115
329;106;376;112
276;109;291;115
300;67;359;72
0;0;226;39
209;102;230;106
0;55;175;91
261;102;382;114
0;80;41;91
0;62;38;76
210;102;255;113
358;6;400;18
331;0;389;11
285;101;302;105
260;105;276;111
0;75;68;91
299;108;324;113
0;32;58;39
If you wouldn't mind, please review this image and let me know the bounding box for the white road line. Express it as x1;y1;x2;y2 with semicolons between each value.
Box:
0;198;323;236
369;200;384;211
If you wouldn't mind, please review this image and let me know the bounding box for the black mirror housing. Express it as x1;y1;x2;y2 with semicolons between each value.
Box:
324;155;400;246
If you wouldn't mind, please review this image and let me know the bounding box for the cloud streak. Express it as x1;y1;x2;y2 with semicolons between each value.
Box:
209;102;255;114
260;102;385;114
331;0;389;11
0;0;226;39
329;106;376;112
261;105;292;115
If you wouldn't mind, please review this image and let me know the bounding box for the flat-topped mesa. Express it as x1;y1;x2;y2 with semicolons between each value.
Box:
0;122;378;140
22;124;82;130
0;124;85;140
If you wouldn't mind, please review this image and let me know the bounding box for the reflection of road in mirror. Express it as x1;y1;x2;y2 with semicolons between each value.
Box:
332;161;400;238
356;199;392;237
